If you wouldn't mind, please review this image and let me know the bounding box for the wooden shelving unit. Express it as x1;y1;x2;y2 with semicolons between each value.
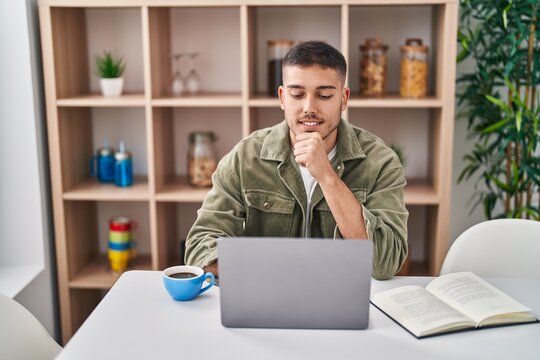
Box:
38;0;458;343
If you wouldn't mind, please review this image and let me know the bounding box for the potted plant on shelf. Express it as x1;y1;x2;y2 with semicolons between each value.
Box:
457;1;539;220
95;51;126;97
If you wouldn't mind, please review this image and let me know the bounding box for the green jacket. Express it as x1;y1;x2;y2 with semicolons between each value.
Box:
185;119;408;279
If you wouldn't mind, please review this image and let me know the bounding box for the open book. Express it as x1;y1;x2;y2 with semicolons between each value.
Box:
371;272;538;338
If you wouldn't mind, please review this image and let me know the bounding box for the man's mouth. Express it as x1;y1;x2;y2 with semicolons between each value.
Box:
300;121;320;126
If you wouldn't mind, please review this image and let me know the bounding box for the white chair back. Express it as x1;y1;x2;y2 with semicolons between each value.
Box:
0;293;62;360
440;219;540;278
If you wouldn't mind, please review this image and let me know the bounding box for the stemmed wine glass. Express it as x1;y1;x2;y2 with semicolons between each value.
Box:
184;52;200;94
170;52;200;96
171;53;184;96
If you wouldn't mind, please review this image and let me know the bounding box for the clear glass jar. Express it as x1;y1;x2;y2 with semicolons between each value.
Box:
359;37;389;97
267;39;294;96
187;131;218;188
400;38;428;98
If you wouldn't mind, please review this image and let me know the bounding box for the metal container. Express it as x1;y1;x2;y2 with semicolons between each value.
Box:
108;216;137;273
90;147;115;183
114;141;133;187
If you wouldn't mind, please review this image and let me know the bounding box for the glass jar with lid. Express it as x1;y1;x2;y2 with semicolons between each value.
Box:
187;131;218;188
400;38;428;98
359;37;389;97
267;39;294;96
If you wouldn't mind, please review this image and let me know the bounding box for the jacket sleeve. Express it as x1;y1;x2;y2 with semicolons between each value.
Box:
362;164;408;280
333;161;408;280
184;152;245;268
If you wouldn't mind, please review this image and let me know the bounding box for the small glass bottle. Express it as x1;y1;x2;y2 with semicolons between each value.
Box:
267;40;294;96
359;37;389;97
187;131;218;188
114;141;133;187
400;38;428;98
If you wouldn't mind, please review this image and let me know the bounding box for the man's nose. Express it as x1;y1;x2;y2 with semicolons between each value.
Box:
303;95;317;114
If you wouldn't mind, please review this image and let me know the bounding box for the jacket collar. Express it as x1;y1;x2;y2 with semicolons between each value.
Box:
260;119;366;162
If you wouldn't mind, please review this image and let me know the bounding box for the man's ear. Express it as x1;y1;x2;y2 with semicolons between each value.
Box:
278;86;285;110
341;87;350;111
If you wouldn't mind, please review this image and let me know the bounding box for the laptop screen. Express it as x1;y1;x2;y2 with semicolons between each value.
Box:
218;237;373;330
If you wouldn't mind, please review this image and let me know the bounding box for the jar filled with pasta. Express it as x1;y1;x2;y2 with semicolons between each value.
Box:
359;37;388;97
400;38;428;98
187;131;218;188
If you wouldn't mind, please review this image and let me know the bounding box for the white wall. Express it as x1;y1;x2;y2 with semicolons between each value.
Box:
0;0;58;340
449;64;486;248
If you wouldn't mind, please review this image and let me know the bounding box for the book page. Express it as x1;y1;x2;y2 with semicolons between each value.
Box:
372;285;474;337
426;272;534;325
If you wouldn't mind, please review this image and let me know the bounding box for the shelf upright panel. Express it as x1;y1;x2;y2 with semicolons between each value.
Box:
240;5;255;137
142;5;161;270
148;7;173;200
340;3;349;121
39;5;89;343
428;1;458;275
63;200;99;337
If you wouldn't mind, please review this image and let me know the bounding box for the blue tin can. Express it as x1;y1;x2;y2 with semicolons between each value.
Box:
114;142;133;187
90;147;115;183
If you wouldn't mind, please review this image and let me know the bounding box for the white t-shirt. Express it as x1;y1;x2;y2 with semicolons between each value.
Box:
299;146;337;237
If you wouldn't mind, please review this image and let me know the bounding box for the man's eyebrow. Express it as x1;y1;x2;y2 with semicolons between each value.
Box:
286;85;337;90
286;85;305;89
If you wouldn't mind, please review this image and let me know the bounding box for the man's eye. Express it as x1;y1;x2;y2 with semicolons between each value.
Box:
319;95;333;100
290;93;303;99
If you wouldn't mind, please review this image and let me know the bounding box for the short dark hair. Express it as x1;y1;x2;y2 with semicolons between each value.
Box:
282;41;347;83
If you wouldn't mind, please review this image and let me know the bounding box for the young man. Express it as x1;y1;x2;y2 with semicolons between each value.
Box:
185;41;408;280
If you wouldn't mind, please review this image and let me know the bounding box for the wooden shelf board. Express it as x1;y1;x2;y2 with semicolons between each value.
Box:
40;1;456;7
57;93;146;107
404;179;438;205
63;177;150;201
348;95;442;108
249;96;280;108
152;93;242;107
69;255;153;289
155;176;209;202
154;177;435;204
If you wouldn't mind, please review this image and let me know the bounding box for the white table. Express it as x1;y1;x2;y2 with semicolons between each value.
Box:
58;271;540;360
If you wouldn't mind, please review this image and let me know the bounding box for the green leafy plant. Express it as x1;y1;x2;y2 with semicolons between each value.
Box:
390;144;407;167
457;0;540;220
95;51;126;78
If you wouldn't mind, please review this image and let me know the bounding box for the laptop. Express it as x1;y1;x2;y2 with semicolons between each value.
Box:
218;237;373;330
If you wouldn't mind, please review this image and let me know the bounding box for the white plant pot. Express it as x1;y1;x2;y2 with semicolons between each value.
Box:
100;78;124;97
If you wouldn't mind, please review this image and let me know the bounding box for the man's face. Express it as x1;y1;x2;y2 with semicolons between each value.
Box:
278;65;350;150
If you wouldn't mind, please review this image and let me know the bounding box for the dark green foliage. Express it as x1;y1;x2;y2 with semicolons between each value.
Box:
95;51;126;78
458;0;539;220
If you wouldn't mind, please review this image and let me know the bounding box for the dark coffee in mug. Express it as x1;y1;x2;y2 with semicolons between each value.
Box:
169;272;198;279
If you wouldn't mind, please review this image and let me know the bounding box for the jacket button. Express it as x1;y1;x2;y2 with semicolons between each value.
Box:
263;201;271;209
